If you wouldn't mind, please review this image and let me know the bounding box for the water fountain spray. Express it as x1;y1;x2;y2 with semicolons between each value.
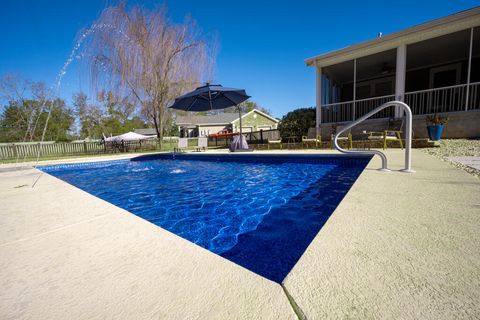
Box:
30;23;133;188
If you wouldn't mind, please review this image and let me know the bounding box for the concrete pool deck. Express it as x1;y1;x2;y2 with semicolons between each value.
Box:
1;149;479;319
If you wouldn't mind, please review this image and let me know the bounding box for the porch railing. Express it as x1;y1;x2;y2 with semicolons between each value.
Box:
321;82;480;124
404;82;480;115
334;101;413;172
321;94;395;123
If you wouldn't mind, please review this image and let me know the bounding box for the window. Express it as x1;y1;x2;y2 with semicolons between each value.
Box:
355;76;394;99
257;125;271;131
375;81;393;96
356;84;371;99
429;63;461;88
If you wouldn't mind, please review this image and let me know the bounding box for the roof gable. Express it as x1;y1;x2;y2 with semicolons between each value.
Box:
176;113;239;125
231;109;279;124
175;109;278;125
134;128;157;135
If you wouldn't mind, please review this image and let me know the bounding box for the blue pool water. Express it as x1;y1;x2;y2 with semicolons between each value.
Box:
40;154;370;283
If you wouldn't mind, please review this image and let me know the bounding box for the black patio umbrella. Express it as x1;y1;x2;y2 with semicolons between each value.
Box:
169;83;250;140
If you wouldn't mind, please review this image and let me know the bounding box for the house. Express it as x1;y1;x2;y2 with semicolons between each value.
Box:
175;113;238;138
305;7;480;138
176;109;279;137
133;128;158;137
134;109;279;138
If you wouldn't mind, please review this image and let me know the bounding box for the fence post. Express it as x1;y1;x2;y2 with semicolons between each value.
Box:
12;144;17;158
83;141;87;154
260;129;264;143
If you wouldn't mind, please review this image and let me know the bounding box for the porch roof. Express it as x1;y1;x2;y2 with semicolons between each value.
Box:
305;6;480;68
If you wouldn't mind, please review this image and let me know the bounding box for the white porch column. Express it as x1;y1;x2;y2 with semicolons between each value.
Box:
395;44;407;117
316;65;322;137
465;27;474;111
353;59;357;120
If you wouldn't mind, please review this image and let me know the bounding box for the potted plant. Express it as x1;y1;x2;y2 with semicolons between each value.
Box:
426;114;448;141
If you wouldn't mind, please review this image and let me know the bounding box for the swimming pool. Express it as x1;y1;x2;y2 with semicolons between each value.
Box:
40;154;370;283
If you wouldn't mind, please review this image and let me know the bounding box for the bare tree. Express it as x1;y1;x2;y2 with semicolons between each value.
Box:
0;74;52;142
0;74;30;140
0;74;30;103
84;3;215;144
28;82;52;141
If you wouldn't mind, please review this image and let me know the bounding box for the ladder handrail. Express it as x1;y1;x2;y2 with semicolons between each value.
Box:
333;101;414;172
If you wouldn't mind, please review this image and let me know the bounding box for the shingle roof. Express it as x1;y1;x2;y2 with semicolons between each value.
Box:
134;114;238;136
135;109;278;135
134;128;157;135
175;113;239;125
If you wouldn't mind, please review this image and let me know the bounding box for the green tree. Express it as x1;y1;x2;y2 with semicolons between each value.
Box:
0;75;55;142
223;101;272;115
0;101;30;142
73;91;148;139
73;93;104;139
278;107;316;139
40;99;75;141
98;91;148;136
0;99;74;142
86;3;215;143
243;101;272;115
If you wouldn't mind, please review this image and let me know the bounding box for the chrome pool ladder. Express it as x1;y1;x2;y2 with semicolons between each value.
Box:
333;101;414;173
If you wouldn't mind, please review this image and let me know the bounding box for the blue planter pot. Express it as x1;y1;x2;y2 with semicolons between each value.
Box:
427;124;444;141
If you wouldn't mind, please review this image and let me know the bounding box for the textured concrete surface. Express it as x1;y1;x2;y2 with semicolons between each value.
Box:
284;149;480;319
1;149;479;319
0;165;296;319
448;156;480;170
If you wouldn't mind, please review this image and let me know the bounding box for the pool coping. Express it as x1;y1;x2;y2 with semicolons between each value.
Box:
37;152;371;285
36;152;372;171
1;149;479;319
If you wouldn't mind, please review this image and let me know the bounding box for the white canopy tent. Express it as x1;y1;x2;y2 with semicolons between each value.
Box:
104;132;155;142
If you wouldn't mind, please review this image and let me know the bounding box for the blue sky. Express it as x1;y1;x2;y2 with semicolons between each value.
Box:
0;0;478;118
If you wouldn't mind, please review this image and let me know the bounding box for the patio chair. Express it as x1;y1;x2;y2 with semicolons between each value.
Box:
367;118;404;150
267;138;282;150
330;124;353;149
196;137;208;152
175;138;188;152
301;135;322;148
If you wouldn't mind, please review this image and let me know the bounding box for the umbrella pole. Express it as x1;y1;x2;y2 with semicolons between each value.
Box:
238;105;243;147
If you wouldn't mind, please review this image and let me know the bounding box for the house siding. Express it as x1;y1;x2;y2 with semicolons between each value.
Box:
197;125;231;137
232;112;278;132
